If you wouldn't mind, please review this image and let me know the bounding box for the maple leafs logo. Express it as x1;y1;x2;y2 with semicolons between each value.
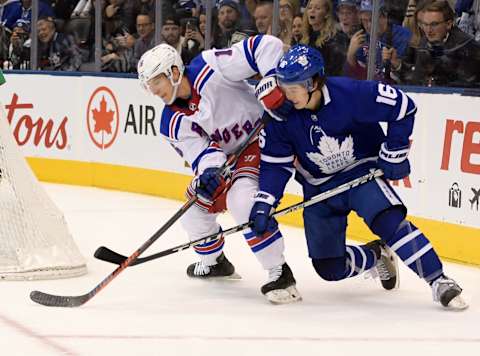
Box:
307;134;356;174
92;96;115;134
86;87;120;150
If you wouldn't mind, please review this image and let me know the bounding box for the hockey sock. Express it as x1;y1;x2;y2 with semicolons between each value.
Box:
312;246;376;281
345;244;377;278
193;229;225;266
372;210;443;282
390;221;443;282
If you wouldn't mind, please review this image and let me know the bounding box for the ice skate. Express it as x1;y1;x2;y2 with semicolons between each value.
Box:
261;263;302;304
365;240;399;290
187;252;241;280
431;275;468;310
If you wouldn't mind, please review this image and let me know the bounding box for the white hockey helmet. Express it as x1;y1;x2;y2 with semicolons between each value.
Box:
137;43;185;105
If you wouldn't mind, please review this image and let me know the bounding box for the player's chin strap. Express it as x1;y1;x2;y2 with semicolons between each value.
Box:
165;71;184;105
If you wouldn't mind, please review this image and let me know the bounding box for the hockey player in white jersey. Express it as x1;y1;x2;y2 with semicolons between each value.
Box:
137;35;300;304
249;44;467;310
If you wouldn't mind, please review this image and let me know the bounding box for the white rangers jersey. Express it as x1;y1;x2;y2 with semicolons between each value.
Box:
159;35;284;175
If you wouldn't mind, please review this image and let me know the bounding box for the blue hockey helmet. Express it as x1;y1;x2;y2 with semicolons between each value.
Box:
275;45;325;92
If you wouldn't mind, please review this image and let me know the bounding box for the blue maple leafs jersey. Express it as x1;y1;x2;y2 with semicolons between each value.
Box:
259;77;417;201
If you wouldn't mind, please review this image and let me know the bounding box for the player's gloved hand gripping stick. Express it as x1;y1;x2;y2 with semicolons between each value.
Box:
95;169;384;267
29;115;271;307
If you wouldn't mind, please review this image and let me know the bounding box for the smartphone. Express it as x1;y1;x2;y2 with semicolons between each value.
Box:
181;17;199;31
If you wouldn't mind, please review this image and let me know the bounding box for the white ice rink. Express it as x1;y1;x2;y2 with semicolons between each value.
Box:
0;183;479;356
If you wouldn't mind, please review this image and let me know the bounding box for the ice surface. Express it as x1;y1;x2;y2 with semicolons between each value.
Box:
0;183;478;356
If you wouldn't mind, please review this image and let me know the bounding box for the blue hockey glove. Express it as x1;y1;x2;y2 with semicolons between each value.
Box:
195;167;228;201
249;191;277;235
377;142;411;180
255;76;293;121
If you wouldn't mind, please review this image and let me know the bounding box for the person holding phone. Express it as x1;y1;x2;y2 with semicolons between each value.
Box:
181;17;204;64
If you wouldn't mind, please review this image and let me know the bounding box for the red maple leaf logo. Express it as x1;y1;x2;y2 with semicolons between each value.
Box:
92;96;115;134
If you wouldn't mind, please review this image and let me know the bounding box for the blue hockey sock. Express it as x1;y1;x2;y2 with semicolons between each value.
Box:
370;208;443;282
345;244;377;278
312;246;376;281
386;221;443;282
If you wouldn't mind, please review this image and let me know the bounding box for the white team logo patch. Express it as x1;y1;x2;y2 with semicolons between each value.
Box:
307;134;356;174
297;55;308;67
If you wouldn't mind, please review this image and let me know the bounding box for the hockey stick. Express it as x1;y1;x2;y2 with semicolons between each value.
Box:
30;117;269;307
94;169;384;266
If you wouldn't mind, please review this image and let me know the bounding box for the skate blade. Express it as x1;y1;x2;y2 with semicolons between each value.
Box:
206;272;242;281
265;286;302;305
445;295;469;311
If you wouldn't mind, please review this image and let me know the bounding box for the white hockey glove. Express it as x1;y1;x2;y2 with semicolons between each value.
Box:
255;76;293;121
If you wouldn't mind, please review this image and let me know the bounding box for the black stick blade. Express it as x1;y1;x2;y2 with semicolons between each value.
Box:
94;246;129;265
30;290;89;307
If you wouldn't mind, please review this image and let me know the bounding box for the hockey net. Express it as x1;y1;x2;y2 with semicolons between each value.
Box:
0;104;87;280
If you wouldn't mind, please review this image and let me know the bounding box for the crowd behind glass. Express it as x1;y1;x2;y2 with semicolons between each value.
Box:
1;0;479;88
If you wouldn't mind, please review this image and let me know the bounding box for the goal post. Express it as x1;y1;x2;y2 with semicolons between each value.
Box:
0;102;87;280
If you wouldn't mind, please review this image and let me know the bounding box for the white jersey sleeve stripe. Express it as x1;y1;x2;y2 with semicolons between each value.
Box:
260;153;295;164
395;91;408;121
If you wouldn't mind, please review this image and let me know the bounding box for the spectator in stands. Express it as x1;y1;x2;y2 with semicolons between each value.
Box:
403;0;424;47
391;0;480;87
214;0;242;48
6;18;30;69
103;0;136;38
301;0;349;75
181;15;204;64
278;0;298;45
291;14;303;44
0;18;11;67
133;13;154;67
456;0;480;41
101;22;136;72
336;0;361;38
36;16;82;71
344;0;411;82
2;0;54;30
384;0;410;25
254;0;273;34
161;14;184;53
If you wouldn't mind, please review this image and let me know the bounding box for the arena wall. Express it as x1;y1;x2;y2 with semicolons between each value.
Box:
1;72;479;265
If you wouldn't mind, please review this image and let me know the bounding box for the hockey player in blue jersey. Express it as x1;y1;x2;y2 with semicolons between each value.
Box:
248;44;468;310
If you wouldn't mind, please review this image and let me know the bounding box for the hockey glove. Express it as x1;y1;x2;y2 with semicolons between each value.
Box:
377;142;411;180
255;76;293;121
249;191;278;235
195;167;228;201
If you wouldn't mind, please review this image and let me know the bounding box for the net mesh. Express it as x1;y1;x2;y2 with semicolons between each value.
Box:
0;104;87;280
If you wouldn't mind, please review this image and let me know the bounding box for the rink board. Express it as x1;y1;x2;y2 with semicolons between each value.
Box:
26;157;480;266
1;72;479;266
